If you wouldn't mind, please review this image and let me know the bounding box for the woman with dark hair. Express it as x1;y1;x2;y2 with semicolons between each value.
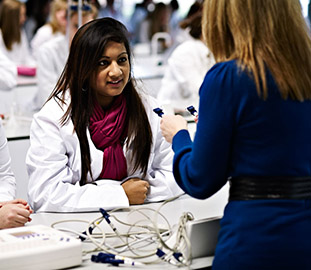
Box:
138;2;170;44
26;18;183;212
0;0;34;66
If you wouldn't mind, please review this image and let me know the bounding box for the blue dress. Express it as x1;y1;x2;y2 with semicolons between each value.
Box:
171;60;311;269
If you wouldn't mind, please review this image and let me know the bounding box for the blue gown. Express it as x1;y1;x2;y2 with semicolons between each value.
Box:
171;60;311;269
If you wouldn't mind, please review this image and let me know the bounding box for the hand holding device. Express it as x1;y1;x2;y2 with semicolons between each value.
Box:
160;115;188;144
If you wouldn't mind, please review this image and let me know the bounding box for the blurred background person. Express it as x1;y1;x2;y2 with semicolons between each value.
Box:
173;0;203;45
169;0;181;44
138;2;170;46
98;0;127;26
0;56;32;228
31;1;97;111
0;50;17;115
157;11;214;113
0;119;32;229
128;0;153;44
89;0;100;11
30;0;67;59
0;0;35;68
0;51;17;91
24;0;51;43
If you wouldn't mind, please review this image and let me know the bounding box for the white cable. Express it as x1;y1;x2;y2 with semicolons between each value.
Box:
49;194;193;266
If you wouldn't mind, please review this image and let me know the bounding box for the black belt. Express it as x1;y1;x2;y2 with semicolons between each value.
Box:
229;176;311;201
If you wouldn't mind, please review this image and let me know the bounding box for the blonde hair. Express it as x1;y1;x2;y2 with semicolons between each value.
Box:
0;0;24;50
202;0;311;101
49;0;67;34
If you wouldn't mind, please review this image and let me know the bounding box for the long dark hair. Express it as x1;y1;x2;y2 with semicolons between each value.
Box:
49;18;153;185
0;0;23;50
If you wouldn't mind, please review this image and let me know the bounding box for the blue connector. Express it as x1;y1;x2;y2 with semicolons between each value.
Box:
91;252;145;266
79;226;94;241
153;107;164;118
100;208;118;232
186;105;198;116
156;248;166;258
91;254;122;266
173;252;183;262
99;208;111;224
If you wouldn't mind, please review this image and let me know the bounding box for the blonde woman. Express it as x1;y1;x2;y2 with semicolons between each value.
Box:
160;0;311;269
31;0;67;59
32;3;97;110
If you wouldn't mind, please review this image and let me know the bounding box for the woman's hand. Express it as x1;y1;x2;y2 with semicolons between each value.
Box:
121;178;150;205
0;201;33;229
160;115;188;143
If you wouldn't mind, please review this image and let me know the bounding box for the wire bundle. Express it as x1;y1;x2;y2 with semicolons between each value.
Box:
51;195;195;267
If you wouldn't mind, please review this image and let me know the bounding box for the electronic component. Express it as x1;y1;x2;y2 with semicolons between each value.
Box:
186;106;198;117
185;216;220;258
91;252;145;266
0;225;82;270
153;107;164;117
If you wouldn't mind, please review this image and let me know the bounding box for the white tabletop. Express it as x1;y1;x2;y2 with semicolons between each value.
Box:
17;75;37;86
2;115;32;140
133;55;166;80
29;185;229;269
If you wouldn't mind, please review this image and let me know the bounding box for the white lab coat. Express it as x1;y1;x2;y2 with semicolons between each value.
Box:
0;29;35;67
157;39;215;110
0;120;16;202
0;51;17;91
26;93;183;212
31;24;64;60
32;35;69;111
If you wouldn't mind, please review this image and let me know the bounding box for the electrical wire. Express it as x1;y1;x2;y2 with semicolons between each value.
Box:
50;194;194;266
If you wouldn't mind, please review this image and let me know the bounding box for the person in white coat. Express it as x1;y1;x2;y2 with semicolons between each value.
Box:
30;0;67;60
0;120;32;229
0;51;17;91
157;12;215;113
26;18;183;213
0;0;35;67
0;51;18;115
32;3;97;111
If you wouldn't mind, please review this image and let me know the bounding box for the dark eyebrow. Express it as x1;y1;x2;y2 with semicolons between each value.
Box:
101;52;128;59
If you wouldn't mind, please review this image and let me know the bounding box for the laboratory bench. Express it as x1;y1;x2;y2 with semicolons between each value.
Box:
27;187;229;269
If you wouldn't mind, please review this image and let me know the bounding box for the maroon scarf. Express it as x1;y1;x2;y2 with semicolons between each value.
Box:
89;95;128;180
